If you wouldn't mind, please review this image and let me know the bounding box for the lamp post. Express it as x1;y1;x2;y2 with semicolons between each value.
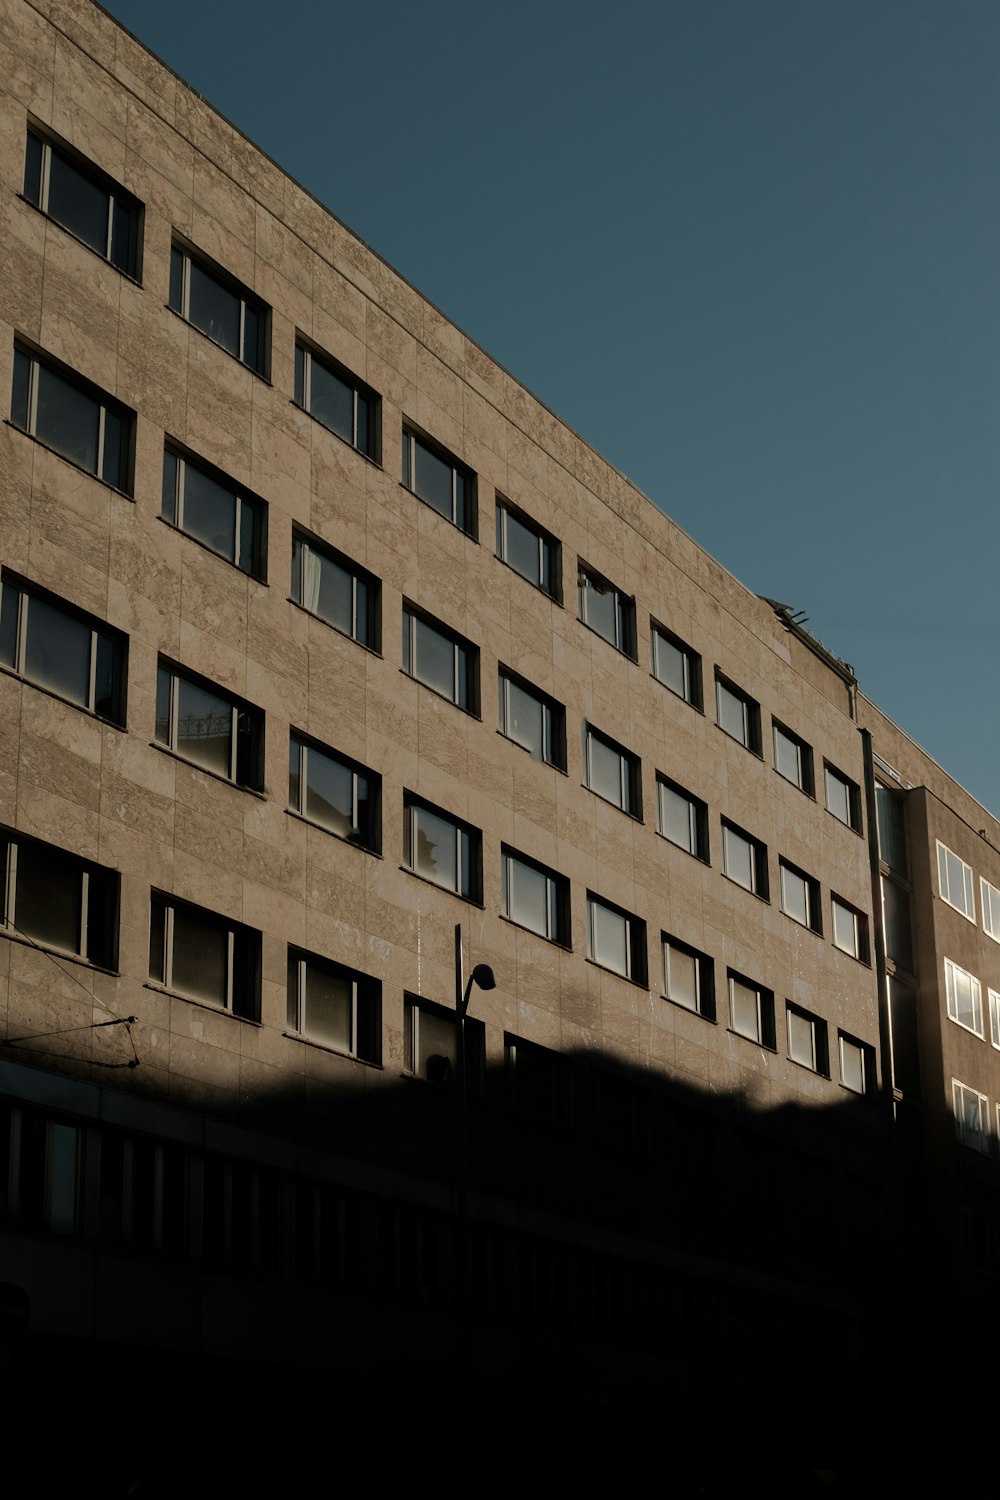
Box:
453;924;495;1352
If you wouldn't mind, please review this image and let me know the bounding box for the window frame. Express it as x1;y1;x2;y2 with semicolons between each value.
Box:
288;730;380;854
401;424;477;536
662;933;715;1020
779;859;821;933
154;659;264;792
651;622;702;709
577;565;637;659
656;775;709;862
501;847;570;946
291;530;380;651
497;667;566;770
937;840;976;923
294;338;380;462
772;721;814;795
148;891;260;1021
495;498;561;601
981;877;1000;944
786;1003;829;1075
824;762;862;832
989;988;1000;1051
403;793;482;903
402;604;479;714
0;829;119;970
286;946;380;1063
23;123;143;279
728;971;776;1048
586;891;647;984
953;1079;990;1154
945;956;983;1038
722;819;769;900
715;673;762;755
404;995;485;1089
584;723;642;819
831;894;870;963
0;573;127;727
11;340;135;494
161;442;266;581
169;240;270;377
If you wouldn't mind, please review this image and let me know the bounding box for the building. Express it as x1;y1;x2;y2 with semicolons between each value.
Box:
0;0;996;1485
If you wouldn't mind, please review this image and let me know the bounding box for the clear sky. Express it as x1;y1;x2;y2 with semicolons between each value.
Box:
102;0;1000;815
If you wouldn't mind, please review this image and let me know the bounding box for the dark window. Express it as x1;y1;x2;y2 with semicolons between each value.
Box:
404;794;482;902
0;574;126;725
662;934;715;1019
505;1034;574;1127
656;776;709;861
11;342;134;492
651;623;701;708
715;673;762;754
287;947;380;1061
149;891;260;1020
587;892;647;983
402;605;478;713
0;830;118;968
24;126;142;277
289;731;379;852
294;341;379;460
402;426;476;536
404;995;485;1089
497;667;566;769
875;784;908;874
169;241;269;376
291;531;379;649
162;445;266;579
584;724;642;818
155;660;263;790
501;847;570;945
495;500;560;599
578;565;636;658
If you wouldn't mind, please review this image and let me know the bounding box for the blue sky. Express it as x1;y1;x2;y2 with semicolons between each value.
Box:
103;0;1000;814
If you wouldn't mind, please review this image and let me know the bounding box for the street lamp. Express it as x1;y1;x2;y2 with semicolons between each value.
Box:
453;926;495;1346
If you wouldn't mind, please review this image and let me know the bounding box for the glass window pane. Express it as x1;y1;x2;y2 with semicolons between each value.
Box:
724;828;753;890
412;616;455;700
788;1011;815;1068
309;358;354;444
417;1006;456;1081
412;439;454;519
15;842;81;953
581;576;618;645
588;734;624;807
833;901;857;955
175;676;233;778
591;900;628;975
882;878;913;969
305;747;354;837
731;980;760;1041
413;806;457;890
0;585;17;670
188;259;240;356
504;677;544;758
841;1038;865;1094
92;633;118;721
182;462;237;561
171;906;228;1005
774;728;801;785
23;131;43;204
666;945;698;1010
781;867;808;926
718;683;747;744
24;594;90;706
506;856;549;936
660;784;694;852
654;632;687;698
826;768;851;825
46;1122;79;1235
34;362;100;474
303;961;352;1051
149;898;165;983
876;786;907;874
46;151;109;255
503;510;541;585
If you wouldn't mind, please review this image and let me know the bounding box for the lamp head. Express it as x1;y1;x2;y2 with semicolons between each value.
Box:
470;963;496;992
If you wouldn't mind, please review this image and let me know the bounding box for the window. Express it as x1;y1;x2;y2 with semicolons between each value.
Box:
402;426;475;535
779;860;821;933
495;499;560;599
875;784;907;874
937;841;975;921
11;342;134;492
149;892;260;1020
0;830;118;968
656;777;709;861
587;893;647;983
773;722;814;794
839;1033;872;1096
945;957;983;1037
825;763;862;832
155;661;263;790
578;566;636;657
497;668;565;769
882;876;913;972
287;948;380;1062
169;241;269;376
651;623;701;708
584;725;642;818
722;821;769;899
23;125;142;277
291;532;379;649
0;575;126;726
953;1080;990;1154
728;973;776;1048
405;996;484;1087
988;989;1000;1050
289;732;379;852
404;795;481;902
981;878;1000;943
786;1004;829;1074
662;934;715;1019
831;895;869;962
294;341;379;460
505;1034;573;1126
162;445;266;580
402;606;478;713
715;674;761;754
501;848;569;945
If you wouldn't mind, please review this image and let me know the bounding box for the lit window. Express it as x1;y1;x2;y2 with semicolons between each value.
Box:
651;624;701;707
728;973;775;1047
405;996;485;1088
953;1079;989;1154
787;1004;828;1074
23;125;142;277
656;776;709;861
0;830;118;968
0;575;126;726
981;878;1000;943
294;341;379;460
495;500;560;599
289;732;379;852
832;895;869;962
945;957;983;1037
291;532;379;649
169;241;269;376
779;860;821;933
584;725;642;818
773;722;814;794
501;848;568;945
662;935;715;1019
287;947;380;1061
162;445;266;579
587;893;646;983
722;820;769;899
402;426;475;535
402;606;477;712
825;764;861;832
11;342;134;492
149;892;260;1019
155;660;263;790
715;674;761;754
497;668;565;769
839;1033;871;1096
578;566;636;658
404;795;481;902
937;841;975;921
